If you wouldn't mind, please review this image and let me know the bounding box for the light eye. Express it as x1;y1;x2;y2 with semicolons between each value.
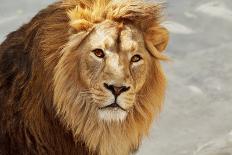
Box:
131;54;142;63
92;49;105;58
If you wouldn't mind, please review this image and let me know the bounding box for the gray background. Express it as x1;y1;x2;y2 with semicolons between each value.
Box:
0;0;232;155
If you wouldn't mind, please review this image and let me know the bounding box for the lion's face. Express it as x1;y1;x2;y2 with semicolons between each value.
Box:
52;1;168;154
72;21;150;122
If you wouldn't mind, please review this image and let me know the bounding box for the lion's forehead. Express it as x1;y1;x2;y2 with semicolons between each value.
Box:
120;29;138;53
91;23;142;53
89;27;117;49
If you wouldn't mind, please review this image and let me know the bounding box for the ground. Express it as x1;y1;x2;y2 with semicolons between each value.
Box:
0;0;232;155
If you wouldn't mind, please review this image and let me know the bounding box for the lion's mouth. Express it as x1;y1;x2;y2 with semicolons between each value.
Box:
99;102;127;111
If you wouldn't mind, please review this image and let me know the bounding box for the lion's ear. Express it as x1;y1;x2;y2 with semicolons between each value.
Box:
145;26;169;60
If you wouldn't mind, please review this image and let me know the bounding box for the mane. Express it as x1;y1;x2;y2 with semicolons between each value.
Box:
0;0;168;155
65;0;162;29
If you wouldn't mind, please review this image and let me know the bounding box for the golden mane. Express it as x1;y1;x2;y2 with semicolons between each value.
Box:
66;0;161;29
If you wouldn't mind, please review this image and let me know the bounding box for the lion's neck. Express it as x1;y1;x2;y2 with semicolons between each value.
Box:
73;117;142;155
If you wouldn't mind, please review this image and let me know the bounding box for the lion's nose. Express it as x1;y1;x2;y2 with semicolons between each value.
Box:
104;83;130;97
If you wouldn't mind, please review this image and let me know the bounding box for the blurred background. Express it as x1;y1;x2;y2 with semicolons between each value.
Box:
0;0;232;155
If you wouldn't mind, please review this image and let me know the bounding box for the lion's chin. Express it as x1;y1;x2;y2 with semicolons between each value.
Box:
98;108;128;122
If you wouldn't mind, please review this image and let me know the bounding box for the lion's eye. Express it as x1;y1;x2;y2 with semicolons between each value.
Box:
131;54;142;63
92;49;105;58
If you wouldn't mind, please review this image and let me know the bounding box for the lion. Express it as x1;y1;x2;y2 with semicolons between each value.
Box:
0;0;169;155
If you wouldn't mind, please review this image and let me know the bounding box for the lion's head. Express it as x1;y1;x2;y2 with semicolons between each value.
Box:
50;0;169;154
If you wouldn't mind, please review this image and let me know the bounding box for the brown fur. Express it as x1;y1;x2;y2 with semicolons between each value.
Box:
0;0;169;155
